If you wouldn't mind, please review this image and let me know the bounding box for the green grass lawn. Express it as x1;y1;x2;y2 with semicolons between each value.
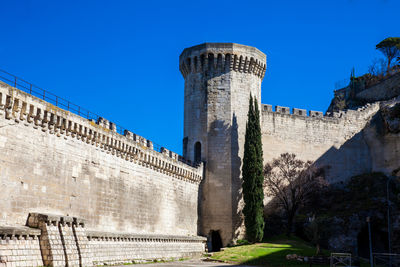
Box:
211;235;368;266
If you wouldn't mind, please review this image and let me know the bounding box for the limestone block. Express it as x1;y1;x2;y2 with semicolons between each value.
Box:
292;108;307;116
262;104;273;112
309;110;323;117
275;105;290;114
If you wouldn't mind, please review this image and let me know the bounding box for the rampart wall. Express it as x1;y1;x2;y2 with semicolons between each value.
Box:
356;71;400;102
261;103;380;183
0;80;205;262
0;213;206;267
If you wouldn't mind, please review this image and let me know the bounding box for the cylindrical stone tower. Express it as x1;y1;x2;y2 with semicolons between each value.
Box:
179;43;266;247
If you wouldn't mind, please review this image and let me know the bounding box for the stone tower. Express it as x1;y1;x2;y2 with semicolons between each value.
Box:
179;43;266;246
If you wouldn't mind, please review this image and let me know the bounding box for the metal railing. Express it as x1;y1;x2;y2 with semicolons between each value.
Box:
373;253;400;267
330;253;352;266
0;69;103;123
0;69;198;167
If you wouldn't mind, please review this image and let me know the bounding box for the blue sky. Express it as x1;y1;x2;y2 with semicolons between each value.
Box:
1;0;399;153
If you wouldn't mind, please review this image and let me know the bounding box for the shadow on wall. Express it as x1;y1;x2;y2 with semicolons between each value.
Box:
314;110;399;184
313;130;372;184
196;53;236;246
264;109;400;253
231;114;244;242
358;220;388;258
200;114;244;247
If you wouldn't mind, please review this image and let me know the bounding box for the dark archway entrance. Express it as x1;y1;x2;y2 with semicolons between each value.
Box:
209;230;222;252
194;142;201;163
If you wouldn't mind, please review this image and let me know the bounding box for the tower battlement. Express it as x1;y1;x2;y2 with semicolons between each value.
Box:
179;43;267;79
180;42;267;246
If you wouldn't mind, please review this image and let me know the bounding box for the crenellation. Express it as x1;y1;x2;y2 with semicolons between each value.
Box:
5;95;12;119
180;43;266;79
0;81;203;189
124;129;133;139
275;105;290;114
292;108;307;116
309;110;323;117
20;101;28;122
262;101;381;183
262;103;332;119
11;98;21;122
262;104;273;112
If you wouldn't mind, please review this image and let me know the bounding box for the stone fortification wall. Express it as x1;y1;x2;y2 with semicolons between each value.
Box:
261;103;380;183
0;226;43;267
1;213;206;267
362;99;400;176
0;81;203;237
356;71;400;102
88;231;205;265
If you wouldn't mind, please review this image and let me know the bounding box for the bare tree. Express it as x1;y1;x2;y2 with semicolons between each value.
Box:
263;153;326;236
368;58;387;78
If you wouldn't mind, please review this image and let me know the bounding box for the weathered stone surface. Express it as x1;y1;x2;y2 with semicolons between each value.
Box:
87;231;206;265
0;226;43;267
0;213;206;266
180;43;266;246
1;42;400;262
0;81;203;237
356;71;400;102
261;103;381;183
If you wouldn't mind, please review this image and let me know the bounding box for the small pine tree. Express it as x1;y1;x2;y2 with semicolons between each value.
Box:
376;37;400;73
242;94;264;243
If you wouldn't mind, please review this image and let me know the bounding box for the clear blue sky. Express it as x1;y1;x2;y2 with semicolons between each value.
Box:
1;0;399;154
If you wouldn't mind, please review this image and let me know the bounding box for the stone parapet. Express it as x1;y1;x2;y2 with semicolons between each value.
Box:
87;231;206;265
262;104;324;118
261;102;379;121
179;43;267;79
261;102;381;183
0;214;206;267
0;81;203;185
0;226;43;267
86;230;207;242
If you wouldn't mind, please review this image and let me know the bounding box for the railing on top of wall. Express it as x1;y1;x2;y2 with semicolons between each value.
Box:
0;69;199;168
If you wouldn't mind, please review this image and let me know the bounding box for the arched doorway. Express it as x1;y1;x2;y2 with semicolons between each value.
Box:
194;142;201;163
209;230;222;252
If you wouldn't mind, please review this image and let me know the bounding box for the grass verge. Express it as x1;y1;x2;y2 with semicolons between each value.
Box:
211;235;329;266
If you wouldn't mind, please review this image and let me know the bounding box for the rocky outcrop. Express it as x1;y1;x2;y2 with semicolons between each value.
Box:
381;101;400;133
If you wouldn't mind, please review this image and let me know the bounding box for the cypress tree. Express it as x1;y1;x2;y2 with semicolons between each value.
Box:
242;94;264;243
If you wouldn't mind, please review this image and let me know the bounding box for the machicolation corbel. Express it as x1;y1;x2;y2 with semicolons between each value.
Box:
0;82;204;184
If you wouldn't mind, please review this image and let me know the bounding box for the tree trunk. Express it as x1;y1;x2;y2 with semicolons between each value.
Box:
388;57;392;75
316;243;321;255
286;214;293;237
